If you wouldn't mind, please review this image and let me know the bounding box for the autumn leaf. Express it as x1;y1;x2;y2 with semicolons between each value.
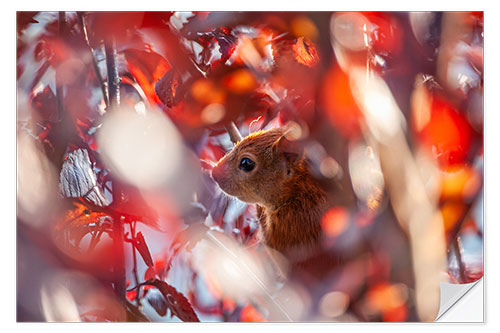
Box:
147;289;168;317
56;201;108;231
145;279;200;322
134;232;154;267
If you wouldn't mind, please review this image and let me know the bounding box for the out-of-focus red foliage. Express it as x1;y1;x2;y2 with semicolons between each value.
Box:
321;64;363;138
124;49;171;105
240;304;266;322
416;96;475;167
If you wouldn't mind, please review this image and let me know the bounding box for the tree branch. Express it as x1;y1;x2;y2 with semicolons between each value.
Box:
104;37;126;306
105;38;120;110
129;221;141;306
77;12;109;109
56;11;66;122
224;121;243;145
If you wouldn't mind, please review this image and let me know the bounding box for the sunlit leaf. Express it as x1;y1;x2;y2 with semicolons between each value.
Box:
124;49;170;105
56;201;108;230
292;37;320;68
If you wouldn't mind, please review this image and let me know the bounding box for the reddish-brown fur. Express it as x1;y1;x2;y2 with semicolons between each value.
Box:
211;127;328;259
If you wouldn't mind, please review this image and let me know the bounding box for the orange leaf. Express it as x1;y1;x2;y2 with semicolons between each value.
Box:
292;37;320;68
56;201;108;230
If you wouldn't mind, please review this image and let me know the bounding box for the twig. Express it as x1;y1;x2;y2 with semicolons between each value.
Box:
87;221;106;252
105;36;126;305
105;38;120;110
224;121;243;145
56;11;66;122
77;12;109;109
129;221;141;306
452;237;467;283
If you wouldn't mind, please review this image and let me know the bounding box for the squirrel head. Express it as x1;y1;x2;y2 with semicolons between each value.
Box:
211;127;304;208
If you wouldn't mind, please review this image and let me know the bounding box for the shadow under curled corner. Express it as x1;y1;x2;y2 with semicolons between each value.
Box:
435;279;484;322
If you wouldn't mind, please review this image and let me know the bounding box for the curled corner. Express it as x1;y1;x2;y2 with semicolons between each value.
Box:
435;278;484;322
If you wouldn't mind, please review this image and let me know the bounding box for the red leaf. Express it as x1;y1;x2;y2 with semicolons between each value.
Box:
86;12;145;46
146;279;200;322
126;290;137;302
134;232;154;267
155;69;190;108
147;290;168;317
31;85;57;121
110;185;160;229
17;12;39;34
144;266;157;281
123;49;170;105
418;97;474;167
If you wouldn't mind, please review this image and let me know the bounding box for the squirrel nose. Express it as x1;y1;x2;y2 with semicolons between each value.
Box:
211;164;223;183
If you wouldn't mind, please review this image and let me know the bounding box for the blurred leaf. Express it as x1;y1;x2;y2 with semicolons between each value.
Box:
240;304;265;322
147;289;168;316
171;223;210;253
123;49;170;105
134;231;154;267
321;64;362;138
110;184;160;229
31;85;58;121
126;301;150;322
144;266;157;281
126;290;137;302
440;165;481;201
418;97;475;166
223;69;257;94
86;12;145;46
17;11;39;34
441;202;467;233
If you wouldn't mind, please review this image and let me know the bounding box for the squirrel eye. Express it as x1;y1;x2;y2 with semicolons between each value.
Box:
239;157;255;172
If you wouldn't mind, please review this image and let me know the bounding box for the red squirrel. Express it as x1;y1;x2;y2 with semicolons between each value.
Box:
211;127;329;260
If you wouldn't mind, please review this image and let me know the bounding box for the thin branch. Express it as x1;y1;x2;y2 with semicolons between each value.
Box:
452;237;467;283
104;36;126;305
224;121;243;145
87;221;106;253
56;11;66;122
105;38;120;110
129;221;141;306
77;12;109;109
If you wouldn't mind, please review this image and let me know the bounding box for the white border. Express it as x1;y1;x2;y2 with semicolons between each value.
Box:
4;1;499;332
